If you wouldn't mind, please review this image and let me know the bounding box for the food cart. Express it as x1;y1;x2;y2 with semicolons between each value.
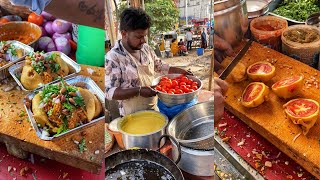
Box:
214;0;320;179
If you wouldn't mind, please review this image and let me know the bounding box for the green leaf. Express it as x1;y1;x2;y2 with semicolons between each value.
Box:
47;109;53;116
63;102;74;111
73;96;84;107
79;138;86;153
19;111;26;117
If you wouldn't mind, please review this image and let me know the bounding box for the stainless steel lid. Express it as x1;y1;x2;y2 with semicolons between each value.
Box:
246;0;271;18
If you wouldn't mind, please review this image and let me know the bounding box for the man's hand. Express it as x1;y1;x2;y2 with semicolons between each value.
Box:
214;34;235;74
140;86;157;98
214;77;228;124
169;67;193;76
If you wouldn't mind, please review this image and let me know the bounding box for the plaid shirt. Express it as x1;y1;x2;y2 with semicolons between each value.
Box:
105;41;169;114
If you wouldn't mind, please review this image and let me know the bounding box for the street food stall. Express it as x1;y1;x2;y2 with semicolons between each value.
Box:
0;5;105;179
214;0;320;179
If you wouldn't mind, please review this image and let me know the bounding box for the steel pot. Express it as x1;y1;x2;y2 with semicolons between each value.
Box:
118;110;169;150
172;143;214;177
214;0;249;47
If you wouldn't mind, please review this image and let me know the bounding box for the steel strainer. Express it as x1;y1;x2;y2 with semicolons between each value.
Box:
167;101;214;150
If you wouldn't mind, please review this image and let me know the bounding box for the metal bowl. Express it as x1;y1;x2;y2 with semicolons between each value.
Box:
167;101;214;150
152;74;202;107
2;15;22;21
306;12;320;28
214;0;249;47
0;21;41;48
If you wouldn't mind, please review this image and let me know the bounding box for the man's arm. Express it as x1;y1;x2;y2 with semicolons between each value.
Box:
105;54;156;101
45;0;104;29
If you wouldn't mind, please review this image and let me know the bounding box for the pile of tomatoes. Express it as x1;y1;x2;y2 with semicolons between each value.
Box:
155;75;199;94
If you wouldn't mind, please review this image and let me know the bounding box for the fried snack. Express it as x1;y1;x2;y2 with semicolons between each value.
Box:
221;58;247;83
78;88;96;121
93;95;102;118
31;81;102;136
21;52;70;90
0;41;24;67
21;65;43;90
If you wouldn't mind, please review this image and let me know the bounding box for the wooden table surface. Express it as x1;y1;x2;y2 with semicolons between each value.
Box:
0;65;105;174
223;41;320;179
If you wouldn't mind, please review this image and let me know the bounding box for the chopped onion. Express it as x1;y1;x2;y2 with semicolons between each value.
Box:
53;97;60;104
293;132;302;142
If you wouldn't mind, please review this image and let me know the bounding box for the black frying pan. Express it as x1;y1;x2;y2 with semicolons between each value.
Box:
105;135;184;180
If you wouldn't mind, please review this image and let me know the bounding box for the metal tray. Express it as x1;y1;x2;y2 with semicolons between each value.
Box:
8;51;81;91
214;136;264;180
24;75;105;141
268;12;305;24
0;40;34;80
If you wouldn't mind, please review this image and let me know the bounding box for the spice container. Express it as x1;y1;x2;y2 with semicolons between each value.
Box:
107;117;125;149
281;25;320;68
250;15;288;51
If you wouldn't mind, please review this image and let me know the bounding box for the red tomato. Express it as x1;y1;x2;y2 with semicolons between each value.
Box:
284;99;318;118
69;40;77;51
181;77;188;83
0;18;10;25
161;77;169;81
172;80;178;87
242;83;263;102
168;89;175;94
187;79;193;85
176;89;183;94
156;85;162;91
189;89;195;92
180;85;187;90
28;12;44;26
180;82;187;86
191;86;198;90
192;82;198;87
186;85;191;88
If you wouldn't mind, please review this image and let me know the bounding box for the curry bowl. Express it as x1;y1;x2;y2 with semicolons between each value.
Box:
0;21;42;48
117;111;168;150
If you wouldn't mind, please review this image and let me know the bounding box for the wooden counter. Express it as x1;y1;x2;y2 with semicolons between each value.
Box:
223;42;320;179
0;65;105;174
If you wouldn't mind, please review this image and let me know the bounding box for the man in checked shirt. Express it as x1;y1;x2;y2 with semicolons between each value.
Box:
105;7;192;116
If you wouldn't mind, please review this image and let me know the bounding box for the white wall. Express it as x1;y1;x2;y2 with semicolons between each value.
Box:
178;0;211;19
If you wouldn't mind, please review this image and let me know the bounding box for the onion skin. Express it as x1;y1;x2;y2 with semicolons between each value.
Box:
41;11;56;21
52;32;72;41
54;37;71;55
44;21;55;36
52;19;71;34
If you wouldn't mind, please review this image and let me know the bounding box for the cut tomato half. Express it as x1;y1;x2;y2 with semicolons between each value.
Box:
283;98;319;135
247;61;275;82
272;75;303;99
241;82;270;108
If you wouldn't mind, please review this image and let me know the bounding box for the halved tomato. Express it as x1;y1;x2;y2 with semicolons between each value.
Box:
247;62;275;82
283;98;319;135
272;75;303;99
241;82;269;108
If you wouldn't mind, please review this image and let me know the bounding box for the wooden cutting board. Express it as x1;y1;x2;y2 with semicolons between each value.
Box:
0;65;105;174
223;42;320;179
